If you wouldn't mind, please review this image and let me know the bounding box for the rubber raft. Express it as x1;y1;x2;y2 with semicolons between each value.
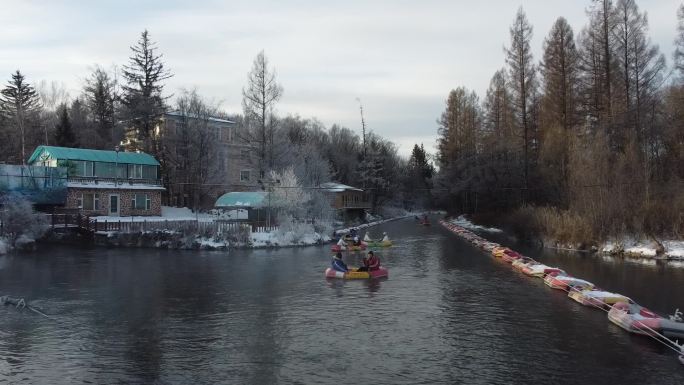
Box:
325;267;389;280
331;242;368;252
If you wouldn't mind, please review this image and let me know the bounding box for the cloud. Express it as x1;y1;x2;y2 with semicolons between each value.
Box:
0;0;679;157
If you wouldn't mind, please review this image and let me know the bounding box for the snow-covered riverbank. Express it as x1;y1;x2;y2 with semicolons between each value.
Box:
452;214;684;261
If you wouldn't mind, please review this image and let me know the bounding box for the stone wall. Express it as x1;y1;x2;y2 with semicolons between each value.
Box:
66;188;162;216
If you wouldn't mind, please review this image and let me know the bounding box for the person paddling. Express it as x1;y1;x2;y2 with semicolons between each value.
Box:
358;250;380;272
331;252;349;273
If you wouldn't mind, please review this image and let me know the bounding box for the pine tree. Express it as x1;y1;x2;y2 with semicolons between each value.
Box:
84;66;117;149
0;71;41;164
121;30;172;154
53;103;78;147
505;7;537;190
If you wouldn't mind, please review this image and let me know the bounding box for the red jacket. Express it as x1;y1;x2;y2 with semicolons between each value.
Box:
363;255;381;271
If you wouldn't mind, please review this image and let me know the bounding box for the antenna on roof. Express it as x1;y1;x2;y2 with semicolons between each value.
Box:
356;97;367;161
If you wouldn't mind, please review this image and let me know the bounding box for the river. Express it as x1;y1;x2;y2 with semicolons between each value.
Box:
0;217;683;384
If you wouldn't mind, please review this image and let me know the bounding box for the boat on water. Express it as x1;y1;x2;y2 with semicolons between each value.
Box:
512;257;536;271
325;267;389;280
608;302;662;336
660;309;684;340
568;289;630;308
521;264;564;278
492;247;510;258
544;274;594;291
501;249;523;263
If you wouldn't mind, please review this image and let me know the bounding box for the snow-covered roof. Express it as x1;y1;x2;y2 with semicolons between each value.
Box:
215;191;267;208
320;182;363;193
165;111;235;124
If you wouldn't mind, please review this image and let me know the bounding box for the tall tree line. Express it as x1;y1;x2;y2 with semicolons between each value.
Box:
436;1;684;240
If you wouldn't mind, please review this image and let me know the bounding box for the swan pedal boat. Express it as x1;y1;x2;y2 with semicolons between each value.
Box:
325;267;389;280
568;289;630;308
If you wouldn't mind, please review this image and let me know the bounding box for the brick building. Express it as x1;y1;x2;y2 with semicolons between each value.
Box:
28;146;164;216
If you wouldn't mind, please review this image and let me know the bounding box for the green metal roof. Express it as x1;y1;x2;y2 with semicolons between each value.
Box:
28;146;160;166
215;191;267;208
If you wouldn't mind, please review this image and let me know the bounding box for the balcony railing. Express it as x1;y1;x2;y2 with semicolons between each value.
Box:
68;176;163;186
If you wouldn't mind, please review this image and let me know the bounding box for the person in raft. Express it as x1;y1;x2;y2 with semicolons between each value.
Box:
381;232;390;242
336;237;347;249
358;250;380;272
331;252;349;273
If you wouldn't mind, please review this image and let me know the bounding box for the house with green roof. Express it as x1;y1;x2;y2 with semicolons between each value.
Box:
28;146;165;217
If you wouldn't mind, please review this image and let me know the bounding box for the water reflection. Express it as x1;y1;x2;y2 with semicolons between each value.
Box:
0;219;683;384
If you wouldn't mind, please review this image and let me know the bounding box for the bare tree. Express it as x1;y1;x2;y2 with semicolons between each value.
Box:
242;50;283;178
505;7;537;189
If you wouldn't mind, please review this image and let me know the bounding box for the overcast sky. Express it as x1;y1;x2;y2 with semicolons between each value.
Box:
0;0;680;156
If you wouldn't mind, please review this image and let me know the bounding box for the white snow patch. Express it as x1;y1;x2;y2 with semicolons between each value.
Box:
249;230;330;248
94;206;215;222
601;238;684;259
450;215;503;233
197;238;227;248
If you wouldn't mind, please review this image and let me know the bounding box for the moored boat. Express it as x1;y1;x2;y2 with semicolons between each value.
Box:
512;257;536;271
568;289;630;308
501;249;523;263
608;302;662;336
521;264;564;278
325;267;389;280
544;274;594;291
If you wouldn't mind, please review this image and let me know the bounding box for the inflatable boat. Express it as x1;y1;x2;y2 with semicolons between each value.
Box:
608;302;662;336
331;241;367;252
325;267;389;280
568;289;630;308
366;239;393;248
544;274;594;291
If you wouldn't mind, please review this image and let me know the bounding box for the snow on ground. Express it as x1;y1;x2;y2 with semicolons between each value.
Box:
249;230;330;248
601;238;684;259
94;206;216;222
449;215;503;233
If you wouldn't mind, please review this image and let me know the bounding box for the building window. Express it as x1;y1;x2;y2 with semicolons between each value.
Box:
240;170;251;182
128;164;143;179
81;193;100;211
132;194;151;210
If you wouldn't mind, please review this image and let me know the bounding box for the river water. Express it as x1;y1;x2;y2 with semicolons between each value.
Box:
0;218;683;384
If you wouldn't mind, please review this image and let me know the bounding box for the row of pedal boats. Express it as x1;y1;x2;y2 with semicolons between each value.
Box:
439;219;684;351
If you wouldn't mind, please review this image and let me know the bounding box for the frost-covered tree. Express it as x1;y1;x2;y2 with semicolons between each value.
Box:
0;196;48;247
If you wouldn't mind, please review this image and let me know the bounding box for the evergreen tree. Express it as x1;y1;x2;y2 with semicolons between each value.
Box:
0;71;41;164
121;30;172;154
53;103;78;147
84;66;117;149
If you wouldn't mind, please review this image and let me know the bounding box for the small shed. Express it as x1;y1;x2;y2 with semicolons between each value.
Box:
214;191;270;223
320;182;370;221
